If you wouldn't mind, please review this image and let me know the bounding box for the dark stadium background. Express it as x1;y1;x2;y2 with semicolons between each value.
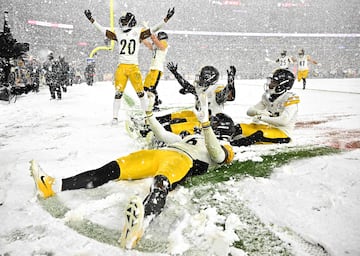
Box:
1;0;359;79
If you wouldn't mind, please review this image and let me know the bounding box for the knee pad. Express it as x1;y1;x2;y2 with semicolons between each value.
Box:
114;91;123;99
137;91;145;98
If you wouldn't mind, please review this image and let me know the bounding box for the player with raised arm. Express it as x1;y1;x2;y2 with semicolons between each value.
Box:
29;92;234;249
142;31;169;111
149;63;236;135
84;8;175;124
292;48;318;89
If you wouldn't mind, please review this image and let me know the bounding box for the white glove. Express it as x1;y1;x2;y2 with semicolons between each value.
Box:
194;92;209;124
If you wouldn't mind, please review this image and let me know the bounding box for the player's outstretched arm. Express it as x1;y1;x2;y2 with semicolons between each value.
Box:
144;93;181;144
167;62;196;95
84;10;117;40
140;7;175;41
195;93;228;164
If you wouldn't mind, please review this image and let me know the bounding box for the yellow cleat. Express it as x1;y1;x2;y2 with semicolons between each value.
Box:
29;160;55;198
119;196;145;249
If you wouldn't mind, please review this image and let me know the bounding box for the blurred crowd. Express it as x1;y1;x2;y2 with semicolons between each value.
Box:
0;0;359;94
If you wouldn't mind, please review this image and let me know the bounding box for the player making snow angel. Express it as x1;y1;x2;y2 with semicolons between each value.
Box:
84;8;175;124
138;63;236;135
29;92;234;250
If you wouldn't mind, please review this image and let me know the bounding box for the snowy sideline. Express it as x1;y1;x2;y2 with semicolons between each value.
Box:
0;78;359;255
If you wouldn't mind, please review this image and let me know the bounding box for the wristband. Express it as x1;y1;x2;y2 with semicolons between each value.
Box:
201;121;211;128
146;111;153;118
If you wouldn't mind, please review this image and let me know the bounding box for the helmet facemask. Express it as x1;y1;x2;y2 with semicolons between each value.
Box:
195;66;219;92
266;77;282;96
265;69;295;100
210;113;235;141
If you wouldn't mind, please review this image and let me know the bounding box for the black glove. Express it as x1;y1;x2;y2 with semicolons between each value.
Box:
84;10;92;21
164;7;175;22
167;62;177;74
179;88;187;95
227;66;236;77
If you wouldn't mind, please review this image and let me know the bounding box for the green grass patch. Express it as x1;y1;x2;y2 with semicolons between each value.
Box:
185;146;340;187
123;93;136;107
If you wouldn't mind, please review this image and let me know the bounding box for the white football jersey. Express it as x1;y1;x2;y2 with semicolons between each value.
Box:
277;56;293;69
149;40;169;72
206;85;226;115
252;91;299;136
148;115;227;167
297;55;309;71
113;27;143;65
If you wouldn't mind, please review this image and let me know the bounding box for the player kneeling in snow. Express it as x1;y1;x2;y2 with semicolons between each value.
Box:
29;92;234;250
229;68;299;146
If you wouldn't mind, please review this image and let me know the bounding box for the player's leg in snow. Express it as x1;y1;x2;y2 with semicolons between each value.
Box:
303;79;306;90
112;91;122;125
29;160;55;198
119;175;170;249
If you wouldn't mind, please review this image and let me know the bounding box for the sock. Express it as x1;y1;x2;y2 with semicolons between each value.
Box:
53;179;62;193
113;98;121;119
139;95;149;111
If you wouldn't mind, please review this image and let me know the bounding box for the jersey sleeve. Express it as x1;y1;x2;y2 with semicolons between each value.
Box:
260;98;299;126
148;115;182;144
92;21;107;36
150;20;166;34
202;126;226;164
247;99;267;116
173;71;196;95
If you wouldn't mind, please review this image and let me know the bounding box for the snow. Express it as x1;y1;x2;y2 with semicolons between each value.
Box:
0;78;360;255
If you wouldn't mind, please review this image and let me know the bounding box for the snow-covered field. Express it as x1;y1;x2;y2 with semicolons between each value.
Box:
0;78;359;255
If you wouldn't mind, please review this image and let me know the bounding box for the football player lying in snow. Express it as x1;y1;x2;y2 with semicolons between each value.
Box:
227;68;299;146
137;63;236;136
136;68;298;147
30;92;234;250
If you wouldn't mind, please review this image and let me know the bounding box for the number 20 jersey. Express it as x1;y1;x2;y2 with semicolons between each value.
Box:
114;27;143;65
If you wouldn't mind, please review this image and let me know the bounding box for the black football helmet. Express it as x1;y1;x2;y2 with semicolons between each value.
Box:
266;68;295;96
195;66;219;91
281;50;287;57
119;12;137;31
210;113;235;141
157;31;168;40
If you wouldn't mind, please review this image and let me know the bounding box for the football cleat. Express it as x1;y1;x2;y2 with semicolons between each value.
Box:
119;196;145;249
29;160;55;198
111;118;119;126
